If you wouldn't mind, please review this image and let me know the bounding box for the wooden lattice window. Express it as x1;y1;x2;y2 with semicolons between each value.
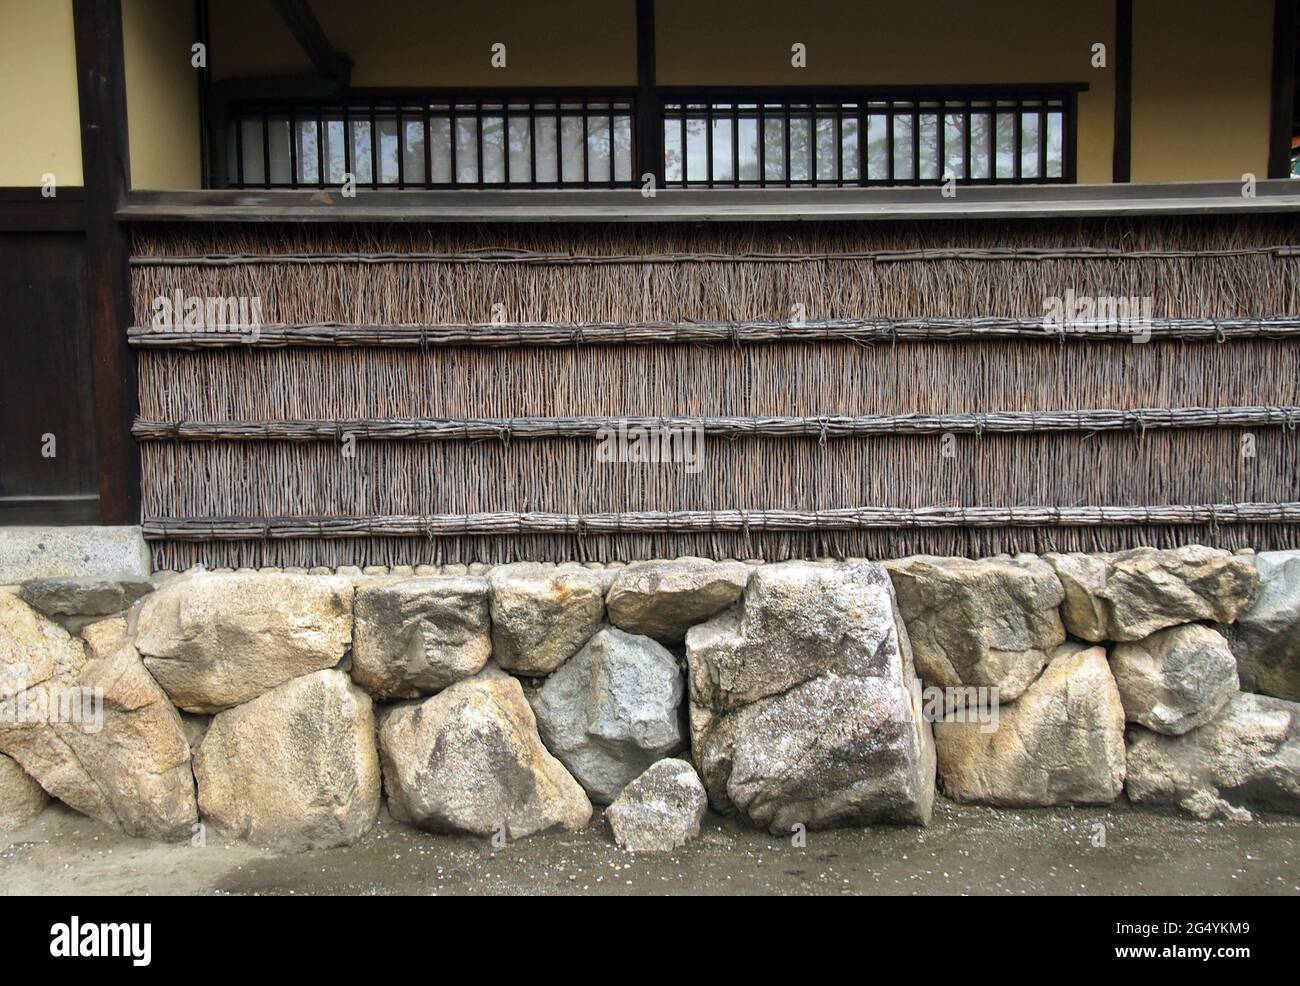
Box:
661;86;1080;187
226;92;637;189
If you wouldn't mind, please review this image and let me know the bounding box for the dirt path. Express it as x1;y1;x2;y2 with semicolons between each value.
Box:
2;800;1296;896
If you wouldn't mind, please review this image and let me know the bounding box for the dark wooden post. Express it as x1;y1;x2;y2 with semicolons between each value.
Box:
1269;0;1297;179
1112;0;1132;183
196;0;212;189
635;0;662;187
73;0;140;525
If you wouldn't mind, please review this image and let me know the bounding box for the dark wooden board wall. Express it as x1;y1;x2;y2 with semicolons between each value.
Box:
0;208;100;525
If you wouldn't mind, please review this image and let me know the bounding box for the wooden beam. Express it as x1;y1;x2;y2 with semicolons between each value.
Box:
114;179;1300;224
270;0;350;81
1113;0;1132;183
0;495;102;526
1270;0;1297;179
73;0;140;525
0;187;85;232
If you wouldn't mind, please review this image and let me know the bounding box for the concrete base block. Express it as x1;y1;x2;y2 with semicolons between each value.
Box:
0;526;151;583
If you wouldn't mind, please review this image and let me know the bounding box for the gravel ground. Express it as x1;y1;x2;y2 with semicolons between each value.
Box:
2;798;1297;896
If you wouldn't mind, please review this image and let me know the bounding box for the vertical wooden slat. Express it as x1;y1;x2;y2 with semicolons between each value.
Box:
422;103;432;187
964;99;973;181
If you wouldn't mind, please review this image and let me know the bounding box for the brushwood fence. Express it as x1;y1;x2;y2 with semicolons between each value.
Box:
128;215;1300;568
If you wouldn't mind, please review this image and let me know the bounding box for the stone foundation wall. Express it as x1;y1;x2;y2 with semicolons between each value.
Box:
2;545;1298;851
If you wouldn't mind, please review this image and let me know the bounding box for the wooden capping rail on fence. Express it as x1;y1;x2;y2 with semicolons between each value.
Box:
131;406;1300;443
127;244;1300;266
126;316;1300;349
141;502;1300;540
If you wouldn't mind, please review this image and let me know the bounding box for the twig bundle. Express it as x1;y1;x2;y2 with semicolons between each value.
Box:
149;526;1300;570
129;216;1300;325
145;501;1300;540
127;316;1300;349
131;405;1300;442
139;431;1298;522
136;340;1300;419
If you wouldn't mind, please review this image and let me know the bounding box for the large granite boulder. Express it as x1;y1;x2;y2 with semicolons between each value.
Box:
530;626;687;803
136;572;354;712
0;588;83;700
1126;691;1300;820
0;594;197;841
60;643;199;841
351;576;491;699
606;558;751;643
0;753;47;830
933;643;1126;806
0;594;102;822
193;669;380;850
606;758;708;851
18;576;152;620
1220;550;1300;701
1044;546;1257;642
886;554;1065;701
686;561;935;833
488;563;605;674
378;668;592;839
1110;624;1238;735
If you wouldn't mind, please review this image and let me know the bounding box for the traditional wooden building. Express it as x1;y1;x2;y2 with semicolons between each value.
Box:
3;0;1300;570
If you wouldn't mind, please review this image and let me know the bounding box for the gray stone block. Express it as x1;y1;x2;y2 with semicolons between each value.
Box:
0;526;150;584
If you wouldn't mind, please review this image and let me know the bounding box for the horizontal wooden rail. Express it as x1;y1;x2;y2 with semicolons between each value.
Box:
128;244;1300;266
126;316;1300;349
131;406;1300;443
112;180;1300;224
142;502;1300;540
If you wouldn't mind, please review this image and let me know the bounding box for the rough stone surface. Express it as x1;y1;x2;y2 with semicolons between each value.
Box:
0;594;197;840
1126;691;1300;820
886;554;1065;701
1111;624;1238;735
59;643;199;840
0;588;83;700
0;596;101;820
18;577;152;619
686;561;935;833
378;668;592;839
1220;550;1300;701
0;526;151;583
136;572;354;712
606;758;708;851
80;616;130;661
606;558;750;643
934;643;1127;806
1045;546;1258;642
351;576;491;699
0;752;47;829
530;626;687;803
194;669;380;851
488;563;605;674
